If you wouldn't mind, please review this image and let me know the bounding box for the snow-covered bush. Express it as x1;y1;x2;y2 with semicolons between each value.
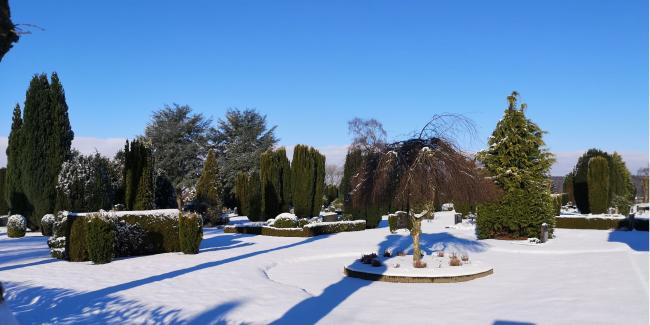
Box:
297;218;309;227
56;151;115;212
7;215;26;238
114;220;146;257
388;211;412;233
303;220;366;235
265;218;275;226
41;214;56;236
85;213;115;264
179;212;203;254
273;213;298;228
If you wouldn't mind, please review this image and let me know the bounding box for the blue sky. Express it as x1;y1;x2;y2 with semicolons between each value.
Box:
0;0;648;175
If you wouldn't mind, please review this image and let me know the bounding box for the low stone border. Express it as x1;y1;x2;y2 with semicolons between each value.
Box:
344;266;493;283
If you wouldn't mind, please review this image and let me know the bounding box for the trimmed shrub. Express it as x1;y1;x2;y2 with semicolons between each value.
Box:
304;220;366;236
68;215;89;261
224;220;366;237
388;211;412;233
179;212;203;254
551;195;562;217
114;220;146;257
297;218;309;227
273;213;299;228
85;213;115;264
7;214;26;238
554;216;648;231
41;214;56;236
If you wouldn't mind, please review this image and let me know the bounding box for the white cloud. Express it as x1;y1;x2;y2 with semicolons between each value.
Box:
0;136;126;167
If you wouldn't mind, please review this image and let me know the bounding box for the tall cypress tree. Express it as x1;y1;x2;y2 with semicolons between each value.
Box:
134;162;154;210
572;149;608;214
195;149;222;213
340;149;363;216
260;148;291;219
0;168;7;214
291;145;325;218
6;104;31;217
587;156;609;214
235;172;249;217
563;173;575;205
311;148;326;217
235;171;262;221
123;140;153;210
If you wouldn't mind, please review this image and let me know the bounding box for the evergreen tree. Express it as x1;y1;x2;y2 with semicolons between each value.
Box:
311;149;326;217
56;151;114;212
0;0;19;62
235;171;262;221
211;109;277;207
135;162;155;210
0;168;7;214
563;173;575;205
587;156;609;214
195;149;222;213
339;149;363;216
476;91;555;238
6;104;30;217
235;172;250;217
154;173;177;209
572;149;608;214
260;148;291;219
9;73;73;229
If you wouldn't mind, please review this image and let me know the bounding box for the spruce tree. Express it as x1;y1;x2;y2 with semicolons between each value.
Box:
587;156;609;214
476;91;555;238
195;149;222;213
6;104;30;217
260;148;291;219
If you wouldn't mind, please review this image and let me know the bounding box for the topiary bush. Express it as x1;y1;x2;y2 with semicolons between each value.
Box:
273;213;299;228
297;218;309;227
41;214;56;236
7;214;26;238
114;219;146;257
179;212;203;254
68;215;88;261
85;213;115;264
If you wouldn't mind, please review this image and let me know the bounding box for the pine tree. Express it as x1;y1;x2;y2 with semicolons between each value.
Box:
587;156;609;214
6;104;30;217
260;148;291;219
476;91;556;238
195;149;222;213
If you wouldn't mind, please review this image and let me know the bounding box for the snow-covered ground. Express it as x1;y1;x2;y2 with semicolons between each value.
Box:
1;213;648;325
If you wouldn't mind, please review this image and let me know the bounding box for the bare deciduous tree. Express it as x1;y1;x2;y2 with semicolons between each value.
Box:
348;117;387;152
325;164;343;186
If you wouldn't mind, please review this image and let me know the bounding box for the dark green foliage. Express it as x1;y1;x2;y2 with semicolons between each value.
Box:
68;216;88;261
212;109;278;207
273;216;298;228
195;149;222;214
340;149;363;214
554;216;648;231
563;173;574;204
476;92;555;239
476;188;555;239
85;214;115;264
40;214;55;236
587;156;609;214
155;174;177;209
235;172;262;221
388;212;412;233
552;195;562;217
6;105;31;218
572;149;607;213
260;148;292;218
0;168;7;214
123;140;154;210
7;215;26;238
291;145;325;218
0;0;19;62
179;212;203;254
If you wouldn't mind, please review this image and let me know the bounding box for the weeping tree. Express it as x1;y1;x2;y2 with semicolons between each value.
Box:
353;114;499;266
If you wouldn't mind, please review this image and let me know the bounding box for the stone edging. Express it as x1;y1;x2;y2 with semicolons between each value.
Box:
344;266;493;283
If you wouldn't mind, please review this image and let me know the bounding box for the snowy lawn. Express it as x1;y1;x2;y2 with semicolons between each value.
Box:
0;214;648;325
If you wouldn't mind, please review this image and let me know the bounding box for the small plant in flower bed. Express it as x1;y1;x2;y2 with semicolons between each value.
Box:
383;250;391;257
413;259;427;268
437;251;445;257
360;253;378;264
397;251;406;257
297;218;309;227
371;259;383;267
449;255;462;267
273;213;298;228
461;254;469;262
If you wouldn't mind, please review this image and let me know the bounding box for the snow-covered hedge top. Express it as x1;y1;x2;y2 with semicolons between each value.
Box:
275;213;297;221
7;215;26;230
303;220;366;228
320;212;337;217
62;209;181;219
556;214;626;220
41;214;56;224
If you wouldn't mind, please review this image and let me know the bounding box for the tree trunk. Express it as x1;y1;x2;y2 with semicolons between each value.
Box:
411;214;422;265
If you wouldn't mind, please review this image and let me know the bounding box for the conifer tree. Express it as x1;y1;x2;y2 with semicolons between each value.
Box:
476;91;555;238
0;168;7;214
291;145;325;217
6;104;30;217
123;140;154;210
235;171;262;221
587;156;609;214
235;172;250;217
311;149;326;217
563;173;575;204
195;149;222;213
260;148;291;218
135;162;155;210
340;149;363;216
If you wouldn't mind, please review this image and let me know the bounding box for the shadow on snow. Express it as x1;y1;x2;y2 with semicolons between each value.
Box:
607;230;649;252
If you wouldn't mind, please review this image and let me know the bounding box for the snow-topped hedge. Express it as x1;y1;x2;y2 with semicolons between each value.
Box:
41;214;56;236
7;215;26;238
555;216;648;231
47;209;195;262
224;220;366;237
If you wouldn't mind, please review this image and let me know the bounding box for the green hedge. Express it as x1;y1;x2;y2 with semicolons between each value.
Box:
555;216;648;231
179;213;203;254
85;214;115;264
49;209;186;262
388;212;412;233
224;220;366;237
